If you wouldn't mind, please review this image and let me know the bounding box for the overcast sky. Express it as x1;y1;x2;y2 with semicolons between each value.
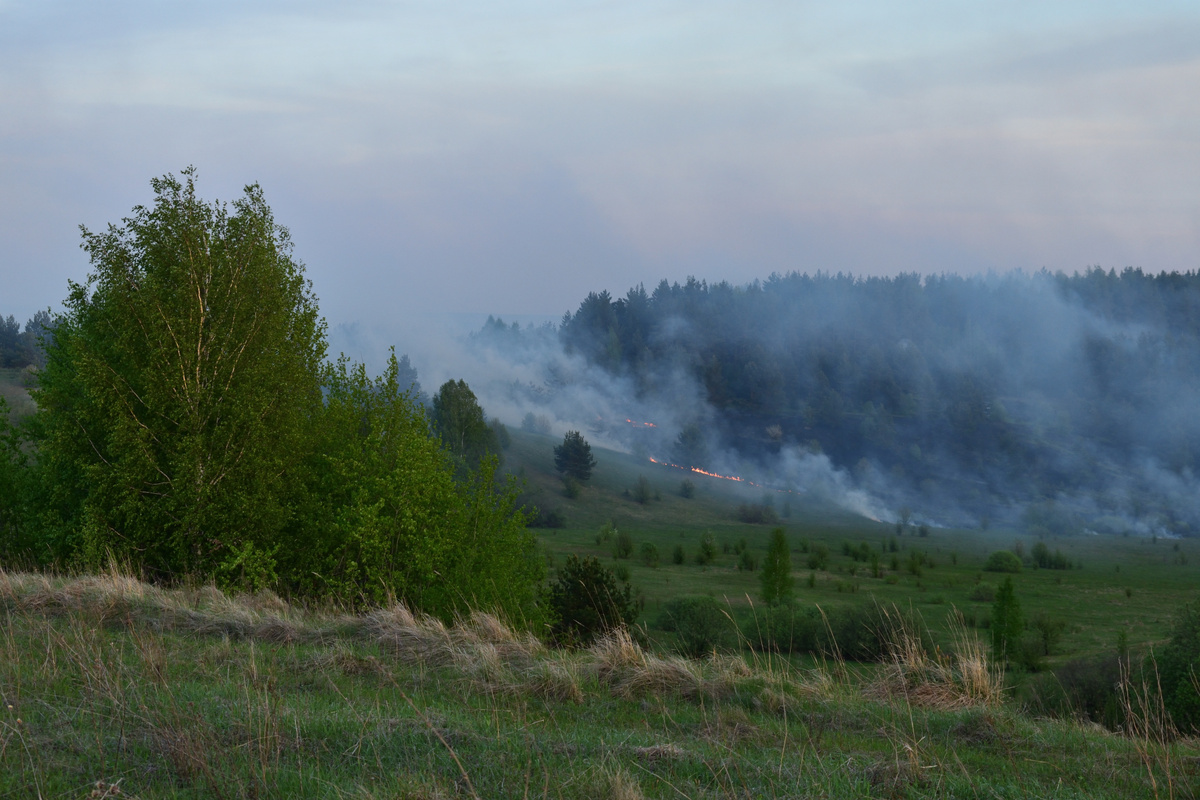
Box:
2;1;1198;337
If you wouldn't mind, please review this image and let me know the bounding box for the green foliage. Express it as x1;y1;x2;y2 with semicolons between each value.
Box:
612;529;634;559
984;550;1023;573
679;478;695;498
639;541;660;568
806;544;830;571
1156;600;1200;733
737;549;758;572
553;430;595;482
289;354;543;620
672;544;686;565
656;596;736;657
695;532;718;565
969;583;996;602
432;379;498;473
630;474;652;504
0;399;31;559
991;576;1023;665
1031;540;1072;569
760;528;793;606
736;502;778;524
31;169;325;581
547;555;637;647
490;418;511;449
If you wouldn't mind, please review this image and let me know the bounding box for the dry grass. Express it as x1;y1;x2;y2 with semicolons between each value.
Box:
867;607;1003;711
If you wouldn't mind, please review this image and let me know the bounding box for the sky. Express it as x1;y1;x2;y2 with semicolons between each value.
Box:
2;1;1198;344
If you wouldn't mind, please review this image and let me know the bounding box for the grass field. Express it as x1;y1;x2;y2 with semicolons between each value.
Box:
508;428;1200;667
2;568;1196;799
2;426;1199;797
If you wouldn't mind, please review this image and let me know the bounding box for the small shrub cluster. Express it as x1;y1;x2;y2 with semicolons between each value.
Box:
695;533;718;566
984;550;1022;573
656;596;737;657
736;503;778;524
1031;541;1072;570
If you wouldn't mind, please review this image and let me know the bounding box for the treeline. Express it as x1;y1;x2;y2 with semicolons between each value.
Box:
0;310;52;369
0;171;540;623
517;269;1200;532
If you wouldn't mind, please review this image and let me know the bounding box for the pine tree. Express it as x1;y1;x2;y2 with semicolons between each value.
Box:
554;430;596;482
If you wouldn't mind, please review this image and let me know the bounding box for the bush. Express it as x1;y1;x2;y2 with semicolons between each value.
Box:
1157;600;1200;733
969;583;996;602
526;505;567;529
672;544;686;565
680;479;695;499
737;503;779;524
563;476;581;499
656;596;737;657
805;544;829;571
631;475;652;504
612;530;634;559
738;549;758;572
547;555;638;647
640;542;660;568
1031;541;1072;569
984;550;1023;573
696;533;718;565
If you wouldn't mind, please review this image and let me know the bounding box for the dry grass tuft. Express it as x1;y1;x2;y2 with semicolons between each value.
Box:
366;604;457;668
628;742;687;763
601;766;645;800
868;608;1003;710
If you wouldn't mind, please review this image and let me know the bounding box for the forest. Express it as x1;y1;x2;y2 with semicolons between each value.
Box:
470;269;1200;536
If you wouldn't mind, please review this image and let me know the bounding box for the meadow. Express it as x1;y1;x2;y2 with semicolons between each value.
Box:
2;427;1199;798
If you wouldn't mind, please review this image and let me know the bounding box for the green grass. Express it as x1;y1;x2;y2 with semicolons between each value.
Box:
508;428;1200;669
2;569;1196;799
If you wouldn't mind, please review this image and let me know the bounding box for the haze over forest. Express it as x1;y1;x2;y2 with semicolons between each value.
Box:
407;268;1200;536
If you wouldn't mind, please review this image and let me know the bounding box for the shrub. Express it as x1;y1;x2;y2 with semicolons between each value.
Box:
969;583;996;602
563;476;581;499
547;555;638;647
1157;600;1200;733
737;503;779;524
526;506;567;529
679;479;695;499
631;475;652;504
656;596;736;657
613;530;634;559
737;550;758;572
984;550;1023;573
806;544;829;571
760;528;792;605
640;542;660;568
696;533;718;565
672;544;686;565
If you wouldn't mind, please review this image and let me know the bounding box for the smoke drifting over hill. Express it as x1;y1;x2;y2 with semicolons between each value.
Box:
352;269;1200;536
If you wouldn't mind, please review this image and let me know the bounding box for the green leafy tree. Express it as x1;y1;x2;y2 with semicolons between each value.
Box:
991;576;1023;666
0;399;31;559
32;169;325;584
554;430;596;482
287;352;542;619
760;527;794;606
432;379;498;473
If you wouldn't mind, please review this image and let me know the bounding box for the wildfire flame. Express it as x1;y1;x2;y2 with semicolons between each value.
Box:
649;457;757;486
625;418;657;427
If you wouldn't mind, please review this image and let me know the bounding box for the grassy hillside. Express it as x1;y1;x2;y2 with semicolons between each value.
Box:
507;427;1200;666
3;569;1195;799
